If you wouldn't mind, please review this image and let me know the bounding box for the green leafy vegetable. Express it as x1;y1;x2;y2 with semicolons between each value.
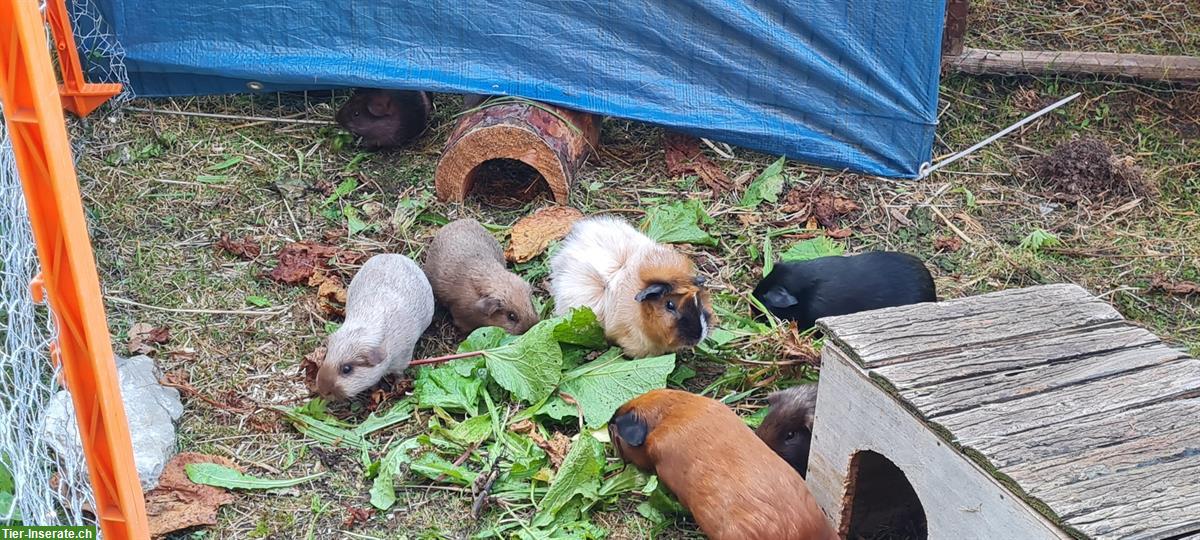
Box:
739;156;786;208
744;406;770;428
641;201;718;246
635;476;688;526
534;433;606;527
410;453;478;486
244;295;271;307
344;206;368;235
552;307;607;349
325;178;358;204
279;407;370;451
369;438;421;510
352;399;413;437
779;236;845;262
185;463;324;490
458;326;511;354
414;363;484;413
558;351;675;428
482;320;563;404
446;414;493;445
206;156;244;172
1020;228;1061;253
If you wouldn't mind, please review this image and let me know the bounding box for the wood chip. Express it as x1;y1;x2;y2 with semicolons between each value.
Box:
505;206;584;263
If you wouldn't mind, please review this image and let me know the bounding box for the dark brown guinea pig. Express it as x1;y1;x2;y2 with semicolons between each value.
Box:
610;389;836;540
335;88;432;148
755;384;818;477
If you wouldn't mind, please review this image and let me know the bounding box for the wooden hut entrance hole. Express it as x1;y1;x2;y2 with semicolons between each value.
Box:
465;158;551;206
842;450;928;540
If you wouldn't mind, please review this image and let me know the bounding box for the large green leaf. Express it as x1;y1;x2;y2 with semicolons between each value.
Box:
185;463;324;490
410;452;478;486
778;236;845;262
369;438;421;510
559;351;675;428
413;362;484;413
552;307;607;349
739;156;786;208
483;319;563;404
352;399;413;436
534;433;606;527
457;326;511;354
641;201;718;246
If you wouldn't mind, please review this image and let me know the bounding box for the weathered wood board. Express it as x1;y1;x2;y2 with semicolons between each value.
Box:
816;283;1200;540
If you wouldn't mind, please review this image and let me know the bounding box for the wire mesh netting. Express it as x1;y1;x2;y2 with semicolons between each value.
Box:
0;0;130;529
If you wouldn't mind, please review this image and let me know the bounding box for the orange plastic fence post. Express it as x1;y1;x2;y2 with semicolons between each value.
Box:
0;1;149;538
43;0;122;117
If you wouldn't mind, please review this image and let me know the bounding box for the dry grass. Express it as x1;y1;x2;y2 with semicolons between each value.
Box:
64;3;1200;539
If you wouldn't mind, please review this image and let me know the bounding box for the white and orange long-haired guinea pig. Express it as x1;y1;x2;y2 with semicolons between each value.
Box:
609;389;836;540
548;216;714;358
316;254;434;400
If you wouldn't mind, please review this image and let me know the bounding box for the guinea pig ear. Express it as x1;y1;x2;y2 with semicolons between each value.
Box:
763;286;799;309
475;296;505;316
361;346;385;367
366;94;392;117
692;275;707;287
634;283;671;303
611;412;648;447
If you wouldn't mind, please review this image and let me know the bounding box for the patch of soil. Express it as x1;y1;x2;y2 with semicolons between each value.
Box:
1030;137;1154;203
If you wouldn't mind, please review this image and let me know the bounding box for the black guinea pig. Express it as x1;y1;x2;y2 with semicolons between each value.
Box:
753;251;936;330
755;384;818;477
335;88;432;148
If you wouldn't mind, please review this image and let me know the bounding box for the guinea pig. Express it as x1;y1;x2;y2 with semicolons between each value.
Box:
423;218;538;335
755;384;818;477
462;93;488;109
335;88;432;148
549;216;714;358
609;389;836;540
316;254;434;400
753;251;936;330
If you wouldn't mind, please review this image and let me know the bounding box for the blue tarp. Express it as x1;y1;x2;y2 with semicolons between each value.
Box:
82;1;945;178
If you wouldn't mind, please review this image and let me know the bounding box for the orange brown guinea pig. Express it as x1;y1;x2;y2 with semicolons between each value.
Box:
609;389;837;540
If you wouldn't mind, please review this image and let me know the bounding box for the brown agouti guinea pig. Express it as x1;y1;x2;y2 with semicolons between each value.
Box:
549;216;714;358
335;88;432;148
755;384;818;477
423;219;538;335
610;389;836;540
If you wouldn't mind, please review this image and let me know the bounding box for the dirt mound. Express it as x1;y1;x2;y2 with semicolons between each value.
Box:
1031;137;1154;203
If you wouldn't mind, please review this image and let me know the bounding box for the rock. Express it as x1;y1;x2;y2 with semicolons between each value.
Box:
43;355;184;491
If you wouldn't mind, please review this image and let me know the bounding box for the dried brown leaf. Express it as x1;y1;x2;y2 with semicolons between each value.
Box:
1148;274;1200;296
215;234;261;260
781;186;860;229
663;133;733;193
343;506;375;528
511;420;570;468
145;453;237;538
267;242;339;284
505;206;584;263
129;323;171;356
310;271;349;318
934;236;963;252
300;346;326;393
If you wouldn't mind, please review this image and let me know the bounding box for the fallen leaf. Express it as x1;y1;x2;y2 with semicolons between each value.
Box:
511;420;572;468
781;186;860;228
825;227;854;239
310;271;348;317
166;347;197;362
736;213;761;227
267;242;339;284
129;323;171;356
343;506;375;528
215;234;261;260
1148;274;1200;296
300;347;326;393
506;206;584;263
145;453;236;538
663;133;733;193
934;236;963;252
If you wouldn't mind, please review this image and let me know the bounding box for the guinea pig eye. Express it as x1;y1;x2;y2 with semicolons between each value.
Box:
785;431;797;441
665;300;677;312
506;311;518;323
340;364;354;375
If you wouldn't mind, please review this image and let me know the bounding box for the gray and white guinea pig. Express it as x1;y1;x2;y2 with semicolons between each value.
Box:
335;88;432;148
549;216;714;358
755;384;818;477
316;254;434;400
423;219;538;335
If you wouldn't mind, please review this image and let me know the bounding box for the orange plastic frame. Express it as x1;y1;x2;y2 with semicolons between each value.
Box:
0;0;148;538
